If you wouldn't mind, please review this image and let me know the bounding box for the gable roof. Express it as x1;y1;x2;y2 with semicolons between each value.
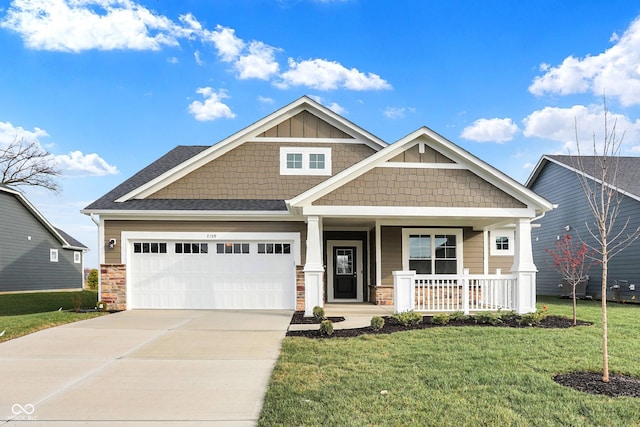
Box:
526;155;640;202
0;185;87;250
290;126;555;214
109;96;388;205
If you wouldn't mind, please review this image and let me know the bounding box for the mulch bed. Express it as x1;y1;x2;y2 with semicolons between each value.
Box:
554;372;640;398
286;314;591;339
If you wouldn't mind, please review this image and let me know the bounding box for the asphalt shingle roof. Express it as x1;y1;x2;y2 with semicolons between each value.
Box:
546;155;640;198
84;145;287;212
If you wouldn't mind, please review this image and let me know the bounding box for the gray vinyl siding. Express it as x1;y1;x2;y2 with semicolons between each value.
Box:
530;162;640;301
0;192;83;292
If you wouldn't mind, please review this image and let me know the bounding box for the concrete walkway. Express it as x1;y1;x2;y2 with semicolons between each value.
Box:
0;309;292;426
287;303;396;331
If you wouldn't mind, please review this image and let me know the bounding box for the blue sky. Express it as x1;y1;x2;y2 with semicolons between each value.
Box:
2;0;640;268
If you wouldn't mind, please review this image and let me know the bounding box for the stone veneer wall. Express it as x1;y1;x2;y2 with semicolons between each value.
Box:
100;264;127;311
296;265;305;311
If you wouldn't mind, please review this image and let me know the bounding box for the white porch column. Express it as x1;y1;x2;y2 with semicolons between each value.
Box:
304;216;325;317
511;218;537;314
393;271;416;313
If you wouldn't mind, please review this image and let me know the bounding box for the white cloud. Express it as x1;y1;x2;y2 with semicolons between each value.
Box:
460;118;519;143
194;50;203;66
327;102;347;115
383;106;415;120
0;121;49;147
167;56;178;64
234;41;280;80
55;151;118;177
188;87;236;121
0;0;191;52
258;96;274;104
206;25;245;62
278;58;392;90
522;104;640;153
529;16;640;106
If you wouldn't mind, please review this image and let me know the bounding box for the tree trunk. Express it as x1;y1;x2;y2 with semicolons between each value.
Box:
572;286;577;326
602;245;609;383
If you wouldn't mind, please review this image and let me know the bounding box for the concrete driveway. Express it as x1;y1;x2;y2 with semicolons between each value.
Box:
0;309;292;426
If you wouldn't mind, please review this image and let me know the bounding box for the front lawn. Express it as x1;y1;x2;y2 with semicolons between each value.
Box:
259;297;640;426
0;290;105;342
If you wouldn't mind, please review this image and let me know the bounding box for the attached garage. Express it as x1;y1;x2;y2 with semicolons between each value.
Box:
123;232;300;310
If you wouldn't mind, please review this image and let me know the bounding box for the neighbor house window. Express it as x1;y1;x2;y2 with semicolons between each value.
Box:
50;249;58;263
402;229;463;274
280;147;331;176
490;229;515;256
74;252;81;264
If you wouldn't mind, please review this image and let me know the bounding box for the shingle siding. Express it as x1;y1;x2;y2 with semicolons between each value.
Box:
530;162;640;300
0;191;82;292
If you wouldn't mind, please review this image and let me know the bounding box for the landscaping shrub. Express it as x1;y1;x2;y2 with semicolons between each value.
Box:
450;311;469;321
517;306;549;326
370;316;385;331
393;310;423;326
499;311;519;322
473;311;503;325
319;319;334;336
312;306;325;321
432;313;451;325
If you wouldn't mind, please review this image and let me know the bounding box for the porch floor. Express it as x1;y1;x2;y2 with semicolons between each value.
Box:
289;303;395;331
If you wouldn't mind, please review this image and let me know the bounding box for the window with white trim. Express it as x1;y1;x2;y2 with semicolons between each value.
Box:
402;229;463;274
490;229;515;256
280;147;331;176
74;252;81;264
50;249;58;263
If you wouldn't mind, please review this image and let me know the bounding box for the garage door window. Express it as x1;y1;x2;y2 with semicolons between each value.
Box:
216;243;250;254
175;243;208;254
258;243;291;254
134;242;167;254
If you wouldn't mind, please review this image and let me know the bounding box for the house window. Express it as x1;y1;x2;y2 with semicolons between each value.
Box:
403;229;463;274
216;243;250;254
490;229;515;256
286;153;303;169
280;147;331;176
133;242;167;254
257;243;291;254
74;252;81;264
309;153;325;169
175;243;208;254
50;249;58;263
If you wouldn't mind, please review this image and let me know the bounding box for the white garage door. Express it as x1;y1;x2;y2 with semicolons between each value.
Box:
128;239;296;310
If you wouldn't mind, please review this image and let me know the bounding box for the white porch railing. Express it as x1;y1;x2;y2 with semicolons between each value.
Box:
395;271;517;314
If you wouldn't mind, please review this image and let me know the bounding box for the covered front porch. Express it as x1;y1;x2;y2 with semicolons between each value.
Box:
301;215;538;316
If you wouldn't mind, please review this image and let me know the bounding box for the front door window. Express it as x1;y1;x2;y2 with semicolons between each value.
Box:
336;248;354;275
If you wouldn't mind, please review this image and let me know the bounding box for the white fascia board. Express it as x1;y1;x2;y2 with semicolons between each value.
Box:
300;205;538;218
116;96;387;202
89;210;303;222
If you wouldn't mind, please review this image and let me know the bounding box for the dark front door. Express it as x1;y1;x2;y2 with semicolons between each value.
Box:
333;246;357;299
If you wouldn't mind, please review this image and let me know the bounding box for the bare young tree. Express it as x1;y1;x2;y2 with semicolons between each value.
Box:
574;102;640;382
0;137;61;193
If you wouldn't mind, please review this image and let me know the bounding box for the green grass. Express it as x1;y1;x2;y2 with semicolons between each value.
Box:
0;290;104;342
259;297;640;426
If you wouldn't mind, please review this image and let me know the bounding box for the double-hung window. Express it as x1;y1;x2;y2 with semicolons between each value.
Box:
402;229;462;274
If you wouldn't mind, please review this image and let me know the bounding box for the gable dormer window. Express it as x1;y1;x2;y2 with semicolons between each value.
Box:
280;147;331;176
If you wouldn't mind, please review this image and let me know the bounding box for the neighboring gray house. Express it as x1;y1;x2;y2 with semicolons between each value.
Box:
526;155;640;301
0;185;88;292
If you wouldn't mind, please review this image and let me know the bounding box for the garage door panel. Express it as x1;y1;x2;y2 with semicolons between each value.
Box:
129;240;295;309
